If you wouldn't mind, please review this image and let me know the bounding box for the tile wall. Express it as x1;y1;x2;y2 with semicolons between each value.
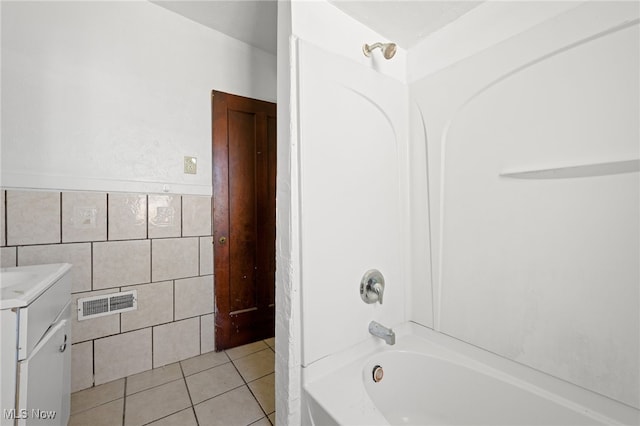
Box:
0;189;215;392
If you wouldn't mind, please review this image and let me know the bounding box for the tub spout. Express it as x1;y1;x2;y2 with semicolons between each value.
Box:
369;321;395;345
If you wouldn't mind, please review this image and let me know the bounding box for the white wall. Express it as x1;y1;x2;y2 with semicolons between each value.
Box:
410;1;639;408
0;1;276;195
275;0;302;424
288;0;410;367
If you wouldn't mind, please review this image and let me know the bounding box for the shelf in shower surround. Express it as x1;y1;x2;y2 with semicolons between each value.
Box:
499;159;640;179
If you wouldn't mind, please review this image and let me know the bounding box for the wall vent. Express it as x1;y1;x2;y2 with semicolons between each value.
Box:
77;290;137;321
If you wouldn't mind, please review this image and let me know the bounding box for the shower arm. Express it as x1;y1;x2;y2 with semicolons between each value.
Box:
363;42;397;59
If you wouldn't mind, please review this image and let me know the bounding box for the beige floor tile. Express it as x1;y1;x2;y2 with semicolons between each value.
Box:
185;362;244;404
250;417;272;426
248;373;275;414
124;379;191;426
146;408;198;426
180;350;230;377
68;398;124;426
225;340;269;360
71;378;125;415
232;348;275;382
126;363;182;395
194;386;264;426
268;412;276;425
263;337;275;349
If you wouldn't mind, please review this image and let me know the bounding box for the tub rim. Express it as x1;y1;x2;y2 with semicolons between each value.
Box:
302;321;639;426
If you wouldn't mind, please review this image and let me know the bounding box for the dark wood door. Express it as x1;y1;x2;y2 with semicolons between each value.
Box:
212;90;276;350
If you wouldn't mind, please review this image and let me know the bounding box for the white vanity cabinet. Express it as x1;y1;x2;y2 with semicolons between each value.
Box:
1;264;72;426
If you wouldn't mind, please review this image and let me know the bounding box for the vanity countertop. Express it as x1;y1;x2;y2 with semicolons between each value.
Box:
0;263;72;309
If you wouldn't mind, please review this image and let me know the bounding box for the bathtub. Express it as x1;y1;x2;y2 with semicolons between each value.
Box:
302;322;638;425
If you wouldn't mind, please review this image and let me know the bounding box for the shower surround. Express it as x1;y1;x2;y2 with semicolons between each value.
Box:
276;0;639;422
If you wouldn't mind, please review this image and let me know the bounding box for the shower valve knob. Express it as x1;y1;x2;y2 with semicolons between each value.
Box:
360;269;385;304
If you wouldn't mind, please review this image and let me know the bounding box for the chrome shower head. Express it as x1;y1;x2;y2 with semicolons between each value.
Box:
363;42;397;60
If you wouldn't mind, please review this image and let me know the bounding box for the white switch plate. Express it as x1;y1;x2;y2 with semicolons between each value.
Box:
184;156;197;174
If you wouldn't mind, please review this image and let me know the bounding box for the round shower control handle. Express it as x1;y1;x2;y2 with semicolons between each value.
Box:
360;269;385;304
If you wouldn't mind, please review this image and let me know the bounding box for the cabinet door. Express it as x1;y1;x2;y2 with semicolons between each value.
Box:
17;318;70;426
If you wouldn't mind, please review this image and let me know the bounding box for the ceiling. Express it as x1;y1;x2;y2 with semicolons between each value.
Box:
331;1;482;48
152;1;278;54
153;1;483;56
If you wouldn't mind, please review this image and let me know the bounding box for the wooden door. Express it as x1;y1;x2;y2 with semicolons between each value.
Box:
212;90;276;350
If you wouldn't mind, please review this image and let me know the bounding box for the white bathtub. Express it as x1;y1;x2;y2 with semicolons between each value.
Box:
302;322;639;425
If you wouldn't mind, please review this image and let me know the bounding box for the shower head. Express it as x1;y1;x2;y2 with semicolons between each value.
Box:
363;42;397;60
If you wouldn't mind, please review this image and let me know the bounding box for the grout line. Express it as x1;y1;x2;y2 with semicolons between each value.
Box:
145;194;149;240
149;238;153;284
3;190;6;247
229;356;249;386
182;359;232;379
122;377;127;426
91;340;96;388
151;325;155;370
70;395;126;417
59;192;62;243
248;417;271;426
190;382;247;408
125;375;184;398
244;379;270;420
90;242;94;291
106;193;110;241
138;408;192;426
179;362;200;426
227;345;271;362
227;353;275;418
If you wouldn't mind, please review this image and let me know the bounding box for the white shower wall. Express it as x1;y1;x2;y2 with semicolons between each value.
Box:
289;1;410;368
409;1;639;408
288;1;639;415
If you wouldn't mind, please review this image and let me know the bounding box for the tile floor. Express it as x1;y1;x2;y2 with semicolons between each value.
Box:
69;338;276;426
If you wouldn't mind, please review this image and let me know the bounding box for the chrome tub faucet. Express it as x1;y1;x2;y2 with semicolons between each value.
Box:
369;321;395;345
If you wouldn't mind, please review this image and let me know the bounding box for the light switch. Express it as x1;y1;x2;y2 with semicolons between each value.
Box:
184;156;197;174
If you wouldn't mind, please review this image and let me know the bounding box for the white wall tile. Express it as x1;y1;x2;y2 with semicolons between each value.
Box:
71;341;93;392
19;243;92;293
71;289;121;343
199;237;213;276
153;317;199;367
1;247;17;268
1;190;5;247
151;238;198;282
200;314;215;354
108;193;147;241
182;196;211;237
175;275;214;320
121;281;173;332
93;240;150;290
62;192;107;242
148;195;181;239
94;328;152;385
6;190;60;245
